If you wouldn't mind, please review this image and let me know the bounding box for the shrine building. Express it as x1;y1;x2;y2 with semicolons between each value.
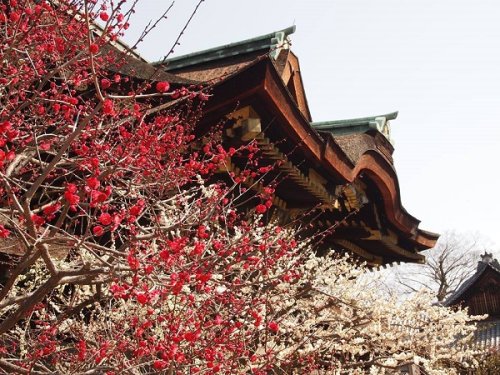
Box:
445;253;500;348
152;26;438;266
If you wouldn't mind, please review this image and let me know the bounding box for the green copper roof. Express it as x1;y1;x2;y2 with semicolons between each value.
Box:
311;112;398;130
311;112;398;138
155;26;296;71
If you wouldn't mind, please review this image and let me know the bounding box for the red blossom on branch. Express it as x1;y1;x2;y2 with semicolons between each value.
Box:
156;81;170;93
99;12;109;21
89;43;99;54
0;2;482;374
255;204;267;214
0;225;10;238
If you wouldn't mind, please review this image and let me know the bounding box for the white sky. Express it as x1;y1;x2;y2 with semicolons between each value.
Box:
122;0;500;249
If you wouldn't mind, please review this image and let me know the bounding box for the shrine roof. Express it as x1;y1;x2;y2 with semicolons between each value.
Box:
154;26;296;71
102;45;196;85
153;27;439;261
313;112;398;165
332;133;394;165
311;112;398;136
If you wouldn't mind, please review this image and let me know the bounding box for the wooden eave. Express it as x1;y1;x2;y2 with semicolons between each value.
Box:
194;57;438;260
276;50;312;121
262;58;437;250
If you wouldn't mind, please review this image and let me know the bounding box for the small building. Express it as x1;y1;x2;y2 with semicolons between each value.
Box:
155;26;438;265
445;253;500;348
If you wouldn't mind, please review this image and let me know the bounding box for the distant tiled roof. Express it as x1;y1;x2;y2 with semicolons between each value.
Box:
444;253;500;307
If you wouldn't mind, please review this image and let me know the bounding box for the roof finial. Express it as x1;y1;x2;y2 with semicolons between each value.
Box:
480;252;494;264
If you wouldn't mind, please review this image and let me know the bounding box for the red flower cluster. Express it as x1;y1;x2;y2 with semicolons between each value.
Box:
156;81;170;93
255;204;267;214
0;2;311;373
89;43;99;54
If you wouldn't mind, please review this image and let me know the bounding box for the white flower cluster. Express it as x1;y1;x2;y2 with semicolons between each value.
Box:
267;253;483;374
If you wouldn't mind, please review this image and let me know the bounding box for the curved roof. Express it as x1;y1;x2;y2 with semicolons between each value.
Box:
206;57;437;254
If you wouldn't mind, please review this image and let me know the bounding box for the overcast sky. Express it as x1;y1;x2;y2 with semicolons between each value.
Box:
123;0;500;250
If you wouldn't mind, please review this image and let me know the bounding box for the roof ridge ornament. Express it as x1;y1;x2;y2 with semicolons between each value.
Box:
479;252;500;270
368;116;394;145
481;252;494;264
269;30;291;60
